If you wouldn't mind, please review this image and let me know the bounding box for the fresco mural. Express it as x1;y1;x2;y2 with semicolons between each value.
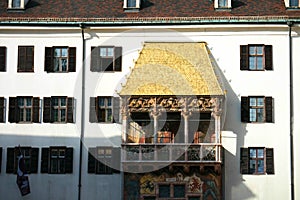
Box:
124;165;221;200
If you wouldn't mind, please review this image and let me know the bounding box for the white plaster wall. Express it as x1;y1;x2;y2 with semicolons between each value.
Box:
0;25;295;200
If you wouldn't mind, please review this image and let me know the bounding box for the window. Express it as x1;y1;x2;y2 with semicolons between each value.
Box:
158;184;186;199
241;96;273;123
6;147;39;174
88;147;120;174
43;97;74;123
45;47;76;72
289;0;299;7
89;96;120;123
215;0;231;9
0;47;6;72
240;45;273;70
123;0;140;10
8;97;40;123
90;46;122;72
18;46;34;72
240;147;274;175
41;146;73;174
7;0;28;9
0;97;5;123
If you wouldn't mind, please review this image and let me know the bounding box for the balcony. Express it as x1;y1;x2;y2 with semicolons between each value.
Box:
122;143;222;163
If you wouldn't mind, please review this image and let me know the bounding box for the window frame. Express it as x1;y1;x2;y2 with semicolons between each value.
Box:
17;46;34;72
157;183;186;199
43;96;74;123
52;97;67;123
88;147;120;174
6;146;39;174
241;96;273;123
53;47;69;72
90;46;122;72
41;146;73;174
240;147;274;175
249;96;265;123
18;97;33;122
9;96;40;123
289;0;299;7
44;46;76;73
240;44;273;71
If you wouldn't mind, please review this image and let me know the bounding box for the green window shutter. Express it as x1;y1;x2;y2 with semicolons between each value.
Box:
264;45;273;70
45;47;53;72
112;147;121;173
30;148;39;173
114;47;122;71
6;147;15;173
0;97;5;123
41;148;49;173
65;147;73;173
0;47;7;72
241;97;249;122
32;97;40;123
43;97;52;123
240;148;249;174
266;148;274;174
0;147;2;173
113;97;120;123
88;148;96;173
265;97;273;123
67;97;74;123
68;47;76;72
240;45;249;70
8;97;19;123
89;97;97;123
90;47;100;72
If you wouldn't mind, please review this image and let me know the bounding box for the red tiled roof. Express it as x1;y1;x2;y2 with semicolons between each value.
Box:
0;0;299;23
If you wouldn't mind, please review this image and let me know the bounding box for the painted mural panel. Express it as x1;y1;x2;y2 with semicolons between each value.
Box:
124;165;221;200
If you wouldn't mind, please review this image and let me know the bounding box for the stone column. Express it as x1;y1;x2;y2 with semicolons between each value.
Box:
121;98;128;143
182;111;190;144
151;112;160;143
211;97;222;143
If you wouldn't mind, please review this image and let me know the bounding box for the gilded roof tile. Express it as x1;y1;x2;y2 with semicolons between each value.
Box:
120;42;224;96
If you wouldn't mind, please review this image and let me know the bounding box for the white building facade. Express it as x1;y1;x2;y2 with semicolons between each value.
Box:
0;0;299;200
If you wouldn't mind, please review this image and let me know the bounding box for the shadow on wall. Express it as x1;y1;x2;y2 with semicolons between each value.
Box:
210;52;255;200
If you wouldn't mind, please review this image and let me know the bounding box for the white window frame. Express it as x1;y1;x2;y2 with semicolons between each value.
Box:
123;0;141;9
214;0;231;9
7;0;29;9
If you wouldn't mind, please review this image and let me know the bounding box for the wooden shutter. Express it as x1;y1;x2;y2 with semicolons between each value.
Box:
264;45;273;70
241;97;249;122
0;97;4;123
65;147;73;173
88;148;96;173
0;47;6;72
265;97;273;123
91;47;100;72
6;147;15;173
240;148;249;174
67;97;74;123
266;148;274;174
41;148;49;173
30;148;39;173
113;97;120;123
45;47;53;72
8;97;19;123
112;147;121;173
68;47;76;72
43;97;52;123
240;45;249;70
32;97;40;123
18;46;34;72
89;97;98;123
0;147;2;173
114;47;122;71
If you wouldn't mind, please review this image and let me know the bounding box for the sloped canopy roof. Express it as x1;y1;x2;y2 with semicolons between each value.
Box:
119;42;224;96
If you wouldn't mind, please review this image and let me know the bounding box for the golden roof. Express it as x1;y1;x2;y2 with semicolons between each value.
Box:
119;42;223;96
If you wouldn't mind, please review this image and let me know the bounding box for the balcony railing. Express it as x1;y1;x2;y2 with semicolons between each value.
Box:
122;143;222;163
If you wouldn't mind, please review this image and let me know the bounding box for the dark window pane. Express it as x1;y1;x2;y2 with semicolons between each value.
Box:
174;185;185;198
159;185;170;198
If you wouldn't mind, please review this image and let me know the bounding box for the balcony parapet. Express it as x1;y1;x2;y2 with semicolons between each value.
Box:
122;143;222;163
